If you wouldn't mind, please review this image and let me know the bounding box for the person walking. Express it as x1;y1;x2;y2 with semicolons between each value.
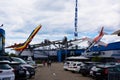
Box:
47;60;52;67
42;60;46;67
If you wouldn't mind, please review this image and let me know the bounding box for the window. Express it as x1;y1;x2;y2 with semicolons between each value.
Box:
0;64;12;70
0;37;2;50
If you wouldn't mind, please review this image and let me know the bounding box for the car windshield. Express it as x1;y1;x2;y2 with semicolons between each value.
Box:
12;57;27;64
114;65;120;71
10;64;21;69
0;64;12;69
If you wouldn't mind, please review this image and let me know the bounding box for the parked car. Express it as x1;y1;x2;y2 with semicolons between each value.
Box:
90;62;116;80
80;62;101;76
0;56;35;78
9;62;30;80
63;61;71;71
26;60;37;68
0;61;15;80
11;57;35;78
107;64;120;80
68;61;84;73
0;56;12;61
63;56;90;72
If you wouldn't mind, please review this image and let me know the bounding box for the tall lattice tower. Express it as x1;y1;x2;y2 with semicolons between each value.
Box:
74;0;78;39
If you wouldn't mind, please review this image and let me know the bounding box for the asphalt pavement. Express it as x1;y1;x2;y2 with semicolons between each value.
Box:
31;62;93;80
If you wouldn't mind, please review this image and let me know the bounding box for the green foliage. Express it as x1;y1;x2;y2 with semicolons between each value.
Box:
36;60;42;64
9;53;17;57
91;56;101;62
4;52;9;56
5;51;17;57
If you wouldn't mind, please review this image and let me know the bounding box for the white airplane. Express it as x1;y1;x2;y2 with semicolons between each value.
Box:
82;27;108;52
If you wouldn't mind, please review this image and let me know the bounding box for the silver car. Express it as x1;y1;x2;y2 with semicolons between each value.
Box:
0;61;15;80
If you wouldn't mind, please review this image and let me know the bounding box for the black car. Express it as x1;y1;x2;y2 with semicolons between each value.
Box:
9;62;29;80
90;63;117;80
107;65;120;80
80;62;100;76
0;56;12;61
11;57;35;78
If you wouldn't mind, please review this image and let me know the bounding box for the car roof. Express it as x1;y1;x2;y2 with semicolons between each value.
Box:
9;61;21;64
96;64;115;68
0;61;9;64
0;56;12;61
84;62;101;64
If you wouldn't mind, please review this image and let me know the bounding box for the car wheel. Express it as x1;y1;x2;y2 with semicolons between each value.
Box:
64;69;68;71
81;73;87;76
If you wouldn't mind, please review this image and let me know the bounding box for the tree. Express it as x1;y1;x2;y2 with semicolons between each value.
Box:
9;53;17;57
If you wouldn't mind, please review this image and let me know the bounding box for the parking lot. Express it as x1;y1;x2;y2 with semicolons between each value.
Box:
31;63;93;80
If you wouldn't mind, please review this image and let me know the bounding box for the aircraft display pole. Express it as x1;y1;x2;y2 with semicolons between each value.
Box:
74;0;79;49
74;0;78;39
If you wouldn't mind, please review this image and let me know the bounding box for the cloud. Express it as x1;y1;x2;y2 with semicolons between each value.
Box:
102;35;120;43
0;0;119;51
78;0;120;32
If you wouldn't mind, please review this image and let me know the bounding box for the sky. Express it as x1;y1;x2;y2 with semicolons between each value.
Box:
0;0;120;52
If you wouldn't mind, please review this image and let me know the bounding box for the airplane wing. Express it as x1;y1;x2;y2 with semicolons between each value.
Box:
82;37;93;45
70;39;84;45
5;43;24;48
85;40;107;52
97;41;108;46
82;37;107;52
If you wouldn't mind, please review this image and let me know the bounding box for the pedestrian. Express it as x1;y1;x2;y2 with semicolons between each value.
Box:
42;60;46;67
27;56;33;61
47;60;52;67
49;60;52;66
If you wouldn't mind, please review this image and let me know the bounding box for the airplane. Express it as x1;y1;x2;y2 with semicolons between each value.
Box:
5;24;42;55
111;29;120;36
29;36;83;49
82;27;108;52
0;24;3;27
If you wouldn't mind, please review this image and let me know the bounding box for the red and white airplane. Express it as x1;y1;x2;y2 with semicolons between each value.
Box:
5;24;42;55
82;27;108;52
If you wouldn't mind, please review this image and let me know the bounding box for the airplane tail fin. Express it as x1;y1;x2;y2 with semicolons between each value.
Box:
99;26;104;35
99;26;109;35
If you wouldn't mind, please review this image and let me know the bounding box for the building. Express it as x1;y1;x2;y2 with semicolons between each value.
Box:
57;42;120;62
0;28;5;55
15;41;120;62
